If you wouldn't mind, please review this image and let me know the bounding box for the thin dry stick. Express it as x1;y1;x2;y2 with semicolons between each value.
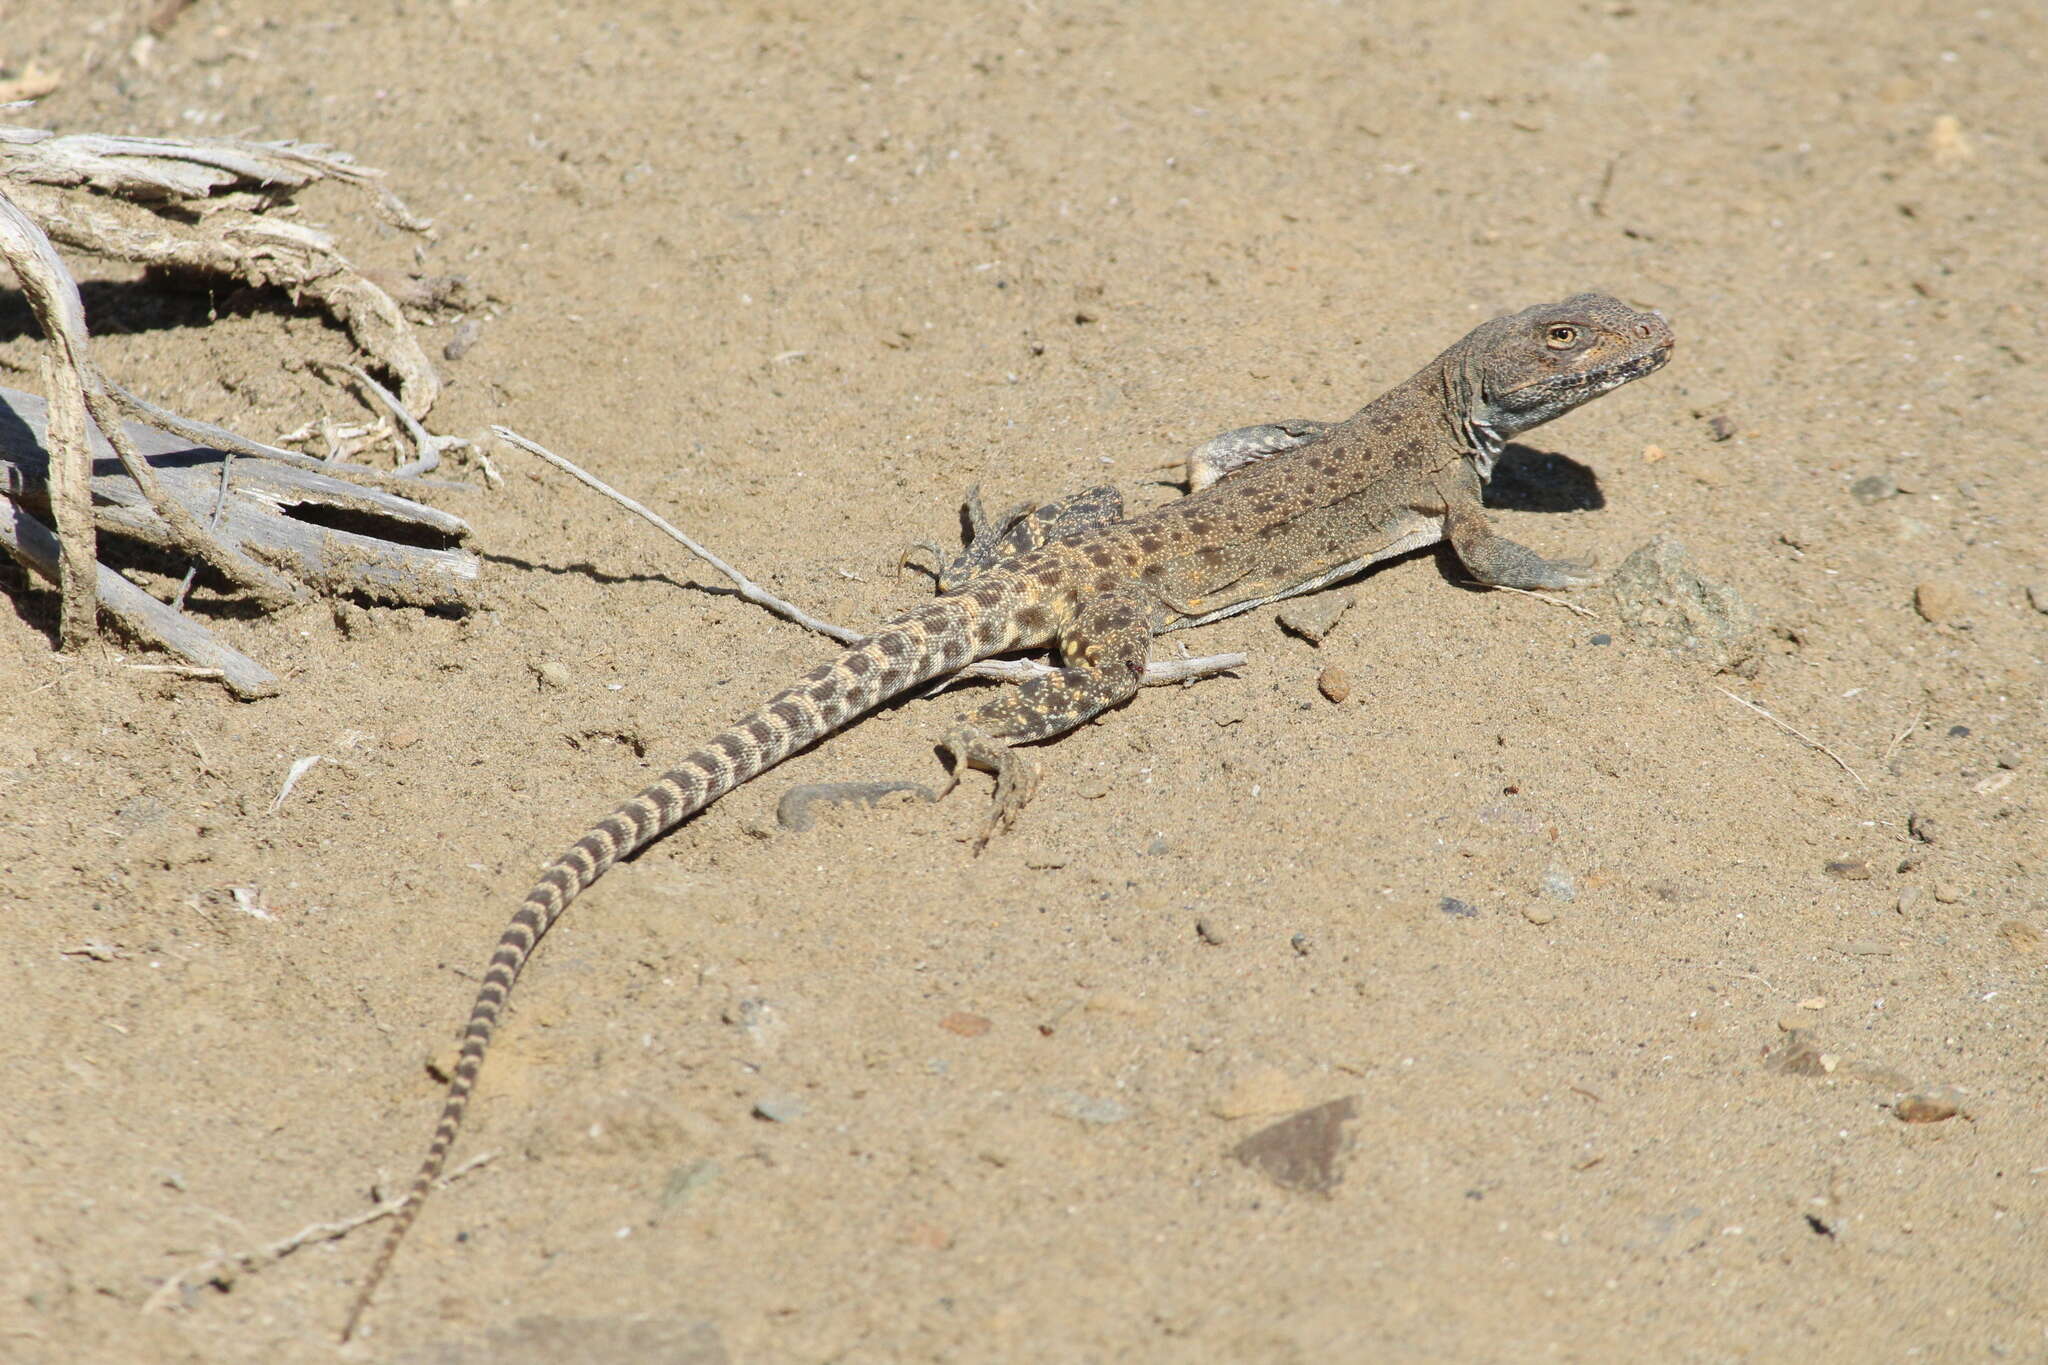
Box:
339;362;469;478
494;425;1247;689
171;450;234;612
496;425;859;644
141;1152;495;1316
1463;580;1598;618
1716;686;1867;790
1881;703;1926;766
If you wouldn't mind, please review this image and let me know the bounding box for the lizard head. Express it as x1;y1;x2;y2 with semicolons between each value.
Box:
1453;293;1674;471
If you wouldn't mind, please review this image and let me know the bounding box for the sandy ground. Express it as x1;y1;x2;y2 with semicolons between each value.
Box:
2;2;2044;1361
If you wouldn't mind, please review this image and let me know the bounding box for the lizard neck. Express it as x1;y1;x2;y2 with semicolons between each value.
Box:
1436;342;1506;481
1329;361;1486;477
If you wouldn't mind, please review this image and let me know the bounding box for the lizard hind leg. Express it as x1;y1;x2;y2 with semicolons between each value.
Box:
939;585;1151;848
930;483;1126;591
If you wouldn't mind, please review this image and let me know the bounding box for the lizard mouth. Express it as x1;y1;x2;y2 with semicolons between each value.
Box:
1510;339;1674;407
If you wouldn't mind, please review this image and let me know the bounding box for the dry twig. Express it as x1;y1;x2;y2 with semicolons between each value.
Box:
1881;704;1926;766
1716;686;1867;790
1463;580;1598;618
495;425;1247;690
141;1152;495;1316
0;140;476;694
2;122;439;411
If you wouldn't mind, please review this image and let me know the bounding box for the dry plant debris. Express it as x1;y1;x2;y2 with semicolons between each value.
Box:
0;124;477;695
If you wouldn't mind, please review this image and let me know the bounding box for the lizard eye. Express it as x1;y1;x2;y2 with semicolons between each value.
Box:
1545;324;1580;349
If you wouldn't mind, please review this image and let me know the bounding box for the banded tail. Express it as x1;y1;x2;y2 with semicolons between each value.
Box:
342;579;1024;1339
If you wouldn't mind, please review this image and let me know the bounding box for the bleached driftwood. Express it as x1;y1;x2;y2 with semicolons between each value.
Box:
0;385;474;600
0;156;474;696
0;383;477;698
0;122;443;414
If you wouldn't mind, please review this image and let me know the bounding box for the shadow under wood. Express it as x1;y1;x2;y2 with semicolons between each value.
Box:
0;274;324;345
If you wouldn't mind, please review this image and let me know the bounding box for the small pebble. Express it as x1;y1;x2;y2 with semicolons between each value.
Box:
1849;473;1898;505
1932;881;1963;905
1913;579;1970;625
1211;1067;1306;1121
534;659;572;690
1539;868;1577;902
1642;443;1668;463
939;1012;991;1037
1086;992;1161;1026
1996;748;2023;770
1049;1092;1131;1126
1588;633;1612;646
1317;666;1352;704
1439;897;1479;919
1767;1032;1828;1076
1997;921;2041;955
1229;1097;1359;1196
2027;583;2048;615
1706;415;1737;442
1896;885;1924;915
1927;113;1973;167
658;1158;719;1212
1824;858;1873;881
1799;997;1828;1011
1777;1014;1808;1033
1520;904;1556;926
443;318;483;361
1908;812;1938;844
1895;1091;1960;1124
1195;919;1225;946
752;1094;807;1123
1277;593;1356;645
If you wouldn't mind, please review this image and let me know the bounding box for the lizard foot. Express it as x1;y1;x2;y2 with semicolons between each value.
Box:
897;540;949;582
1540;555;1602;590
937;724;1042;851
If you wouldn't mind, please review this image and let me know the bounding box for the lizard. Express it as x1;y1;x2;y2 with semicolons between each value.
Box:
340;292;1674;1338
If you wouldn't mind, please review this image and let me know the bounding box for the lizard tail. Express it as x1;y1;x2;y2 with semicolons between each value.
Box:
341;583;1021;1340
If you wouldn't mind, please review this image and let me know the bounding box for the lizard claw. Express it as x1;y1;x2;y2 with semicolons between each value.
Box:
1546;555;1602;590
937;724;1042;852
897;540;948;581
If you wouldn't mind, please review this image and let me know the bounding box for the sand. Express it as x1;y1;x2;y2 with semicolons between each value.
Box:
2;2;2042;1360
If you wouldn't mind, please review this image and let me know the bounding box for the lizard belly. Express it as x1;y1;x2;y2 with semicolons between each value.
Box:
1158;512;1443;632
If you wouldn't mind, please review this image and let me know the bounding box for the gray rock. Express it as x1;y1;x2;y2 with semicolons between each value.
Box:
1049;1091;1133;1125
1849;473;1898;505
1913;578;1971;626
1276;591;1356;645
1606;535;1758;672
412;1315;729;1365
1229;1096;1360;1196
751;1094;807;1123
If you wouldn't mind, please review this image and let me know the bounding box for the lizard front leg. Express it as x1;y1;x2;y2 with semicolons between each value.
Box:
939;585;1151;847
1185;419;1329;491
1444;499;1598;590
